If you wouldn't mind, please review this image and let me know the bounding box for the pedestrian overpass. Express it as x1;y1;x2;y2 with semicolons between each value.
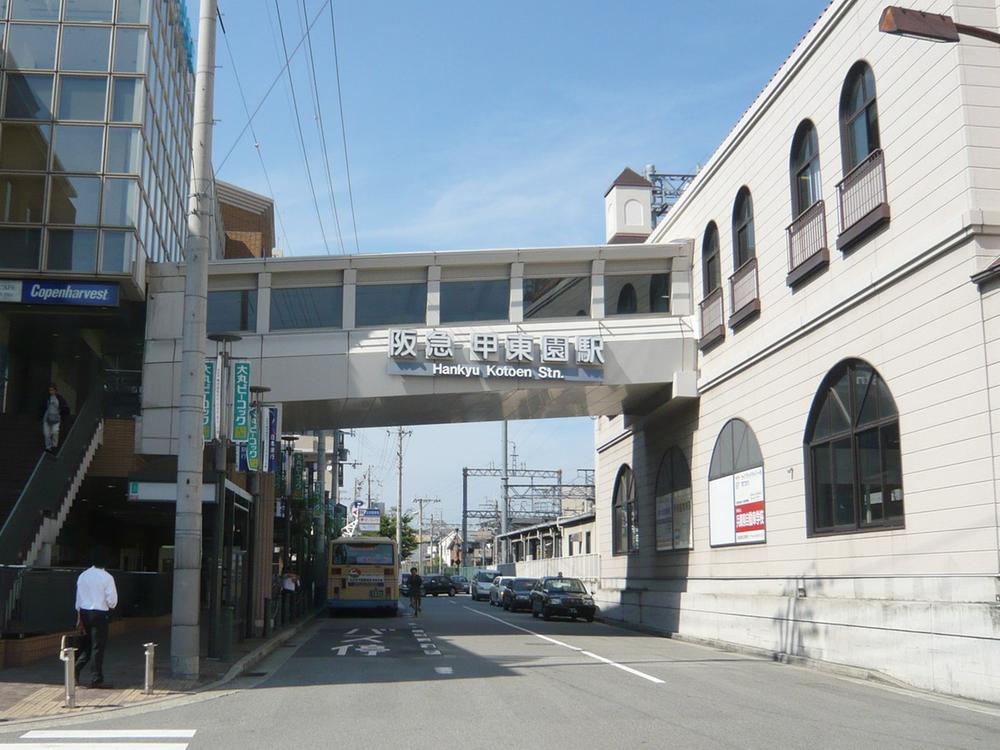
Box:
138;240;697;452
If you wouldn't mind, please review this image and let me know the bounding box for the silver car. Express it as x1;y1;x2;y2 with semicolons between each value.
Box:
489;576;514;606
471;570;500;601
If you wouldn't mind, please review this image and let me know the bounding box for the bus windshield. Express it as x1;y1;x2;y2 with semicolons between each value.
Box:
334;543;394;566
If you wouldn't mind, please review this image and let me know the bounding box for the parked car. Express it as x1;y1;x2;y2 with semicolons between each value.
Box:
489;576;515;606
501;577;539;611
423;574;457;597
399;573;418;597
471;570;500;601
450;575;470;594
530;576;596;622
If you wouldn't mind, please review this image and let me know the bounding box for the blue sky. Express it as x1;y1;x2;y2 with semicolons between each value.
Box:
196;0;830;527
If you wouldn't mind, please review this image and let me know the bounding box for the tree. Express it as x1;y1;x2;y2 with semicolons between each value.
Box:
380;512;418;560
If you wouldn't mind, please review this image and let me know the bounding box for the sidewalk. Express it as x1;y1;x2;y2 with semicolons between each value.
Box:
0;613;316;722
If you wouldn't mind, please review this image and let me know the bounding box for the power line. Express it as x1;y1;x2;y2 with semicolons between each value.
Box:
328;3;361;253
215;0;331;174
218;4;292;255
299;0;346;254
273;0;331;255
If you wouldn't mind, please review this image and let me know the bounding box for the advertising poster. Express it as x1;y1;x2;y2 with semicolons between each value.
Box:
231;360;251;442
246;408;260;471
672;487;693;550
655;490;674;551
734;467;766;543
708;476;736;546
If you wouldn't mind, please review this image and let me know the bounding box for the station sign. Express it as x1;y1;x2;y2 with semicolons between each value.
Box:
386;329;605;383
0;279;119;307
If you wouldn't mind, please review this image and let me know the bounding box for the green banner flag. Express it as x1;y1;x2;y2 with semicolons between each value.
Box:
203;357;220;442
231;360;251;442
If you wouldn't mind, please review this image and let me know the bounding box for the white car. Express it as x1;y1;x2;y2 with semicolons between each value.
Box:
471;570;500;601
489;576;514;606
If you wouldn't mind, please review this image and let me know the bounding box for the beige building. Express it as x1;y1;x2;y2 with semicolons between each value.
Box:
593;0;1000;704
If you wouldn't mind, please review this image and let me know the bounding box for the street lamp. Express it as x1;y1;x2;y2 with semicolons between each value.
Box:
248;385;270;638
879;6;1000;44
280;434;300;569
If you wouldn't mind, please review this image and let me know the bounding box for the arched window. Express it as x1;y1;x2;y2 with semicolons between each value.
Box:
840;62;880;173
654;447;692;551
732;187;755;270
790;120;821;217
616;283;637;314
702;222;720;296
805;359;903;533
612;464;637;554
708;419;766;546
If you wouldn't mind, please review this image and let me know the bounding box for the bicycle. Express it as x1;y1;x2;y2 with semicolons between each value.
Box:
410;593;422;617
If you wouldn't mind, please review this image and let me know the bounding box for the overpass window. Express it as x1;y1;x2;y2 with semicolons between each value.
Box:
440;279;508;323
612;464;638;555
207;289;257;333
271;286;343;330
355;282;426;327
605;273;671;315
806;359;903;534
524;276;590;319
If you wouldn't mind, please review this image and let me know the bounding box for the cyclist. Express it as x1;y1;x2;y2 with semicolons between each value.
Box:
408;567;423;616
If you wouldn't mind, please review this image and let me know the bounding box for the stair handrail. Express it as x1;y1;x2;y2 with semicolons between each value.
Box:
0;391;103;566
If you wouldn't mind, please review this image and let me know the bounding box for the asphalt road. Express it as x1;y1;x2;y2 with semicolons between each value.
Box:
2;596;998;749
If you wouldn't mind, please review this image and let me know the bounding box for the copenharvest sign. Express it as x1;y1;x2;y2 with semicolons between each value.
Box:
386;329;605;383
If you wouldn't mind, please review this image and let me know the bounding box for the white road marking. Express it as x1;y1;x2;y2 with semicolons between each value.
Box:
465;606;665;685
1;745;189;750
435;666;454;675
345;628;359;635
22;732;196;739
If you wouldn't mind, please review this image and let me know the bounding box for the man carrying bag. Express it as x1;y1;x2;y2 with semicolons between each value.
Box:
74;547;118;688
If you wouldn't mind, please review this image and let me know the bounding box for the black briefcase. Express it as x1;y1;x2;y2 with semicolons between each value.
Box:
64;633;90;650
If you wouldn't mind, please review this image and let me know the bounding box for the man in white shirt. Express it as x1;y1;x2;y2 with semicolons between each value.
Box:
74;547;118;688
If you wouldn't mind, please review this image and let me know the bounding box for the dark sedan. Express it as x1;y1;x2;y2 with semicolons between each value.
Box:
422;574;457;596
450;575;470;594
530;576;596;621
501;577;538;611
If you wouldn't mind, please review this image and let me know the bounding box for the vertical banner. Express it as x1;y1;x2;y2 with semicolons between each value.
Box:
266;407;278;473
231;360;251;442
246;408;260;471
292;452;305;499
203;356;220;442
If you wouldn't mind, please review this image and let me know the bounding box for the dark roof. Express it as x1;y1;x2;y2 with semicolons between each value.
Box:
604;167;651;197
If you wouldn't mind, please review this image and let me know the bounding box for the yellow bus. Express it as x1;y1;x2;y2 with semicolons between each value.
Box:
328;535;399;615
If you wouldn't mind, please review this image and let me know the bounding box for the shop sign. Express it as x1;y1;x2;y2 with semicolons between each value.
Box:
267;407;278;473
246;408;260;471
387;329;605;383
0;279;119;307
231;360;251;442
203;356;221;442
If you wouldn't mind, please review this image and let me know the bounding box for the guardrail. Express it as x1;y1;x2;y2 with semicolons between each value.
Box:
729;257;760;327
786;200;829;286
699;287;725;348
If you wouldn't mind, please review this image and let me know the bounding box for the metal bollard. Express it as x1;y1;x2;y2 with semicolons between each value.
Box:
143;642;156;695
59;636;77;708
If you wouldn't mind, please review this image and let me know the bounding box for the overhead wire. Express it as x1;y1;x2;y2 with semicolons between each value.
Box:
215;0;330;174
217;4;292;255
328;3;361;253
299;0;346;254
273;0;331;255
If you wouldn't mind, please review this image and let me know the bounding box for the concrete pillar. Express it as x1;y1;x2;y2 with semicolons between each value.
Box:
590;259;605;320
342;269;356;330
509;262;524;323
427;265;441;326
256;272;271;334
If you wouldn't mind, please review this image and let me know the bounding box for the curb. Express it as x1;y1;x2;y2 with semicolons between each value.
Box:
0;610;322;730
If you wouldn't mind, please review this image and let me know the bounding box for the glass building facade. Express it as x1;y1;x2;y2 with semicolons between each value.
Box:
0;0;192;275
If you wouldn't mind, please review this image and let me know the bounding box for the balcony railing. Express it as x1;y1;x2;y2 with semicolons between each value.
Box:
786;200;829;287
699;287;725;349
836;149;890;250
728;257;760;328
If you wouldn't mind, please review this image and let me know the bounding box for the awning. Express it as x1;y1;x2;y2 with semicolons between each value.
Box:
127;478;252;505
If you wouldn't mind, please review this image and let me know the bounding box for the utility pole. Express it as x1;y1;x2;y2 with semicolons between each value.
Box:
412;497;439;574
392;427;411;565
500;421;509;564
172;0;218;680
314;430;327;604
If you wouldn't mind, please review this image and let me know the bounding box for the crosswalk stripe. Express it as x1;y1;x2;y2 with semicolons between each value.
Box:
23;731;196;739
0;744;189;750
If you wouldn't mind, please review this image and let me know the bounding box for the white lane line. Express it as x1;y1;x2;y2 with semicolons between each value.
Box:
435;666;454;675
23;731;196;739
464;606;665;685
1;744;189;750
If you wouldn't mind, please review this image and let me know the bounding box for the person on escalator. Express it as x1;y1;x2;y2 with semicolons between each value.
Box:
40;383;70;455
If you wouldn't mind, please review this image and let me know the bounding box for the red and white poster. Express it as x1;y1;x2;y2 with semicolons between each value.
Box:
733;467;765;543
